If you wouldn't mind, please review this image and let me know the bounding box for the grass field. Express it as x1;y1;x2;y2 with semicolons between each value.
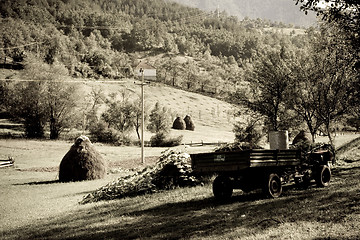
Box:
1;70;360;239
1;134;360;240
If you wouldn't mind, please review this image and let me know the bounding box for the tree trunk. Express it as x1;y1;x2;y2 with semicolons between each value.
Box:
325;120;336;164
50;117;59;139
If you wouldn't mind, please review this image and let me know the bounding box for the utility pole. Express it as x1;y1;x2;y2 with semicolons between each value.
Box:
140;68;145;164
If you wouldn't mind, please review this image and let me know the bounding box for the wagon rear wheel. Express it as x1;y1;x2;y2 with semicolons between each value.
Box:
213;175;233;200
316;165;331;187
263;173;282;198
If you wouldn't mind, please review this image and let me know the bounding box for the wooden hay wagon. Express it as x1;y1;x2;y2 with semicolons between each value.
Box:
191;148;332;199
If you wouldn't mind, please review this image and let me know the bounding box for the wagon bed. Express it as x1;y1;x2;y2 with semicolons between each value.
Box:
191;149;301;173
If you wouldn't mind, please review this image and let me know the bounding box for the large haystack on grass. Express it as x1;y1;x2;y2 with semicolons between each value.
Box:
172;117;186;130
184;115;195;131
59;135;107;182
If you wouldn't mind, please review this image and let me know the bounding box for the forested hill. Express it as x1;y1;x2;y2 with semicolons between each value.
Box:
168;0;316;27
1;0;311;99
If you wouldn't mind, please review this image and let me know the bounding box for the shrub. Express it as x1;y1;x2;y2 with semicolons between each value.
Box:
89;121;121;144
150;132;183;147
233;119;263;146
184;115;195;131
172;116;186;130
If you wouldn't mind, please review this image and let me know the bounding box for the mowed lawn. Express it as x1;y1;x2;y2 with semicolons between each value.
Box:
1;134;360;239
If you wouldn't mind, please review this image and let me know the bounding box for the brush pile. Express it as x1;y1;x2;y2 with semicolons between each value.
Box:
80;149;201;204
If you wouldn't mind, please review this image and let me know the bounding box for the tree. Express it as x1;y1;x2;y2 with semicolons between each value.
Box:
296;0;360;70
310;24;357;146
102;92;136;134
7;59;79;139
9;81;47;138
234;47;294;131
287;48;323;142
286;23;357;146
182;60;199;90
132;98;145;140
147;102;170;134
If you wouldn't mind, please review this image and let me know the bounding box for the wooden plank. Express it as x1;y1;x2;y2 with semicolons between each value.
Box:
0;160;13;165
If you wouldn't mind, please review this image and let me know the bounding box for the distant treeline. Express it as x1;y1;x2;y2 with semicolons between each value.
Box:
1;0;310;98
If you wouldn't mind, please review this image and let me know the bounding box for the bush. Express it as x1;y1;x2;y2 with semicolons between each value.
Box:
172;116;186;130
233;120;262;146
150;132;183;147
89;121;131;145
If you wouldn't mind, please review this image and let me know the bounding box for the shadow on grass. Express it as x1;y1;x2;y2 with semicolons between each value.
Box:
13;180;60;185
2;164;360;240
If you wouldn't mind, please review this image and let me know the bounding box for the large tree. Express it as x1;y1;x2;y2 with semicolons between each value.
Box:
7;58;80;139
234;46;295;131
296;0;359;69
311;24;357;146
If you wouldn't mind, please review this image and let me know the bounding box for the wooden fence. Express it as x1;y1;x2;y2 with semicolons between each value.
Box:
0;158;14;168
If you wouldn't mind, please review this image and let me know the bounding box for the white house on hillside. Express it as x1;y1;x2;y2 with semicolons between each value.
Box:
135;61;157;81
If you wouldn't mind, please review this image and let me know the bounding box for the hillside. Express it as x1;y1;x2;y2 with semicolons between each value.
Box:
0;0;327;144
0;0;312;98
169;0;317;27
0;68;236;143
80;80;237;143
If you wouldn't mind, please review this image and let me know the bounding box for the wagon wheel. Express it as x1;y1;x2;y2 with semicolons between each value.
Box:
263;173;282;198
315;165;331;187
213;175;233;200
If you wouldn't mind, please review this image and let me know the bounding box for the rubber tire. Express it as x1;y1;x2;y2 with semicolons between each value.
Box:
213;175;233;200
316;165;331;187
263;173;282;198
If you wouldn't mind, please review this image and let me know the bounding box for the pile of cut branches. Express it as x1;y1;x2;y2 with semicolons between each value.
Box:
80;149;201;204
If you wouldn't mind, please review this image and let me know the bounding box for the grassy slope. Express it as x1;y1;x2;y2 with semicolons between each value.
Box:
1;135;360;239
0;68;236;143
1;161;360;239
81;80;236;143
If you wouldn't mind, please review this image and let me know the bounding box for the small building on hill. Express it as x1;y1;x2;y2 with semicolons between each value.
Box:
135;61;157;81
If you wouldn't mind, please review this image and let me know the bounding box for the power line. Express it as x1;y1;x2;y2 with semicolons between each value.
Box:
0;78;127;84
0;42;43;51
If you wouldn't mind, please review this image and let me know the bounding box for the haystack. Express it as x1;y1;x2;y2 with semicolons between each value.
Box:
292;130;313;145
172;117;186;130
59;135;107;182
184;115;195;131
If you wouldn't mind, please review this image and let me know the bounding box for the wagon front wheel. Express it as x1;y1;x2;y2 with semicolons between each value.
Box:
213;175;233;200
263;173;282;198
316;165;331;187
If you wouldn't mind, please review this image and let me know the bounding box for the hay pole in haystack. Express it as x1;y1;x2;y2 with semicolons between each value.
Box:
59;135;107;182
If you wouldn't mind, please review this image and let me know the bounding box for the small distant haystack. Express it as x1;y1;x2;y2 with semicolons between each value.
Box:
184;115;195;131
172;117;186;130
59;135;107;182
292;130;313;145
